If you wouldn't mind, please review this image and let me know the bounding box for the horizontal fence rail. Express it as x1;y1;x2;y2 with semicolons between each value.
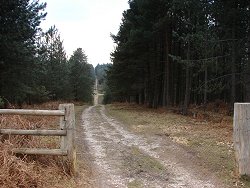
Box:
0;129;67;136
0;103;76;175
13;148;68;156
0;109;65;116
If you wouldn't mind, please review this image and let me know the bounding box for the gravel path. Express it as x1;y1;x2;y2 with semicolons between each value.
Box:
81;105;225;188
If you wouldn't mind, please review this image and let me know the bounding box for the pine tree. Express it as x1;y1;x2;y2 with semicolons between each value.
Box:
69;48;94;102
0;0;46;104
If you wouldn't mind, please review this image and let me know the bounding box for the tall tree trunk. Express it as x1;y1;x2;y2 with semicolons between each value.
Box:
163;31;170;107
231;24;236;108
153;39;161;108
153;61;159;108
204;37;208;105
183;41;191;115
163;24;173;107
144;60;150;105
245;24;250;101
204;66;208;104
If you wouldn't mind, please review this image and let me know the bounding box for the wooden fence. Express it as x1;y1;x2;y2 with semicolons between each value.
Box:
0;103;76;175
234;103;250;177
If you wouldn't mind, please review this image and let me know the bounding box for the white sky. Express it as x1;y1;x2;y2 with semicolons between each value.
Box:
40;0;129;67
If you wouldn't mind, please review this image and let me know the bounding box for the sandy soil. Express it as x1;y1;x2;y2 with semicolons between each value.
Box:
79;105;227;188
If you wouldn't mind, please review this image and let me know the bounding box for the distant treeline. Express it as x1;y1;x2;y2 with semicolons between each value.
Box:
95;64;112;104
106;0;250;113
0;1;94;106
95;64;111;88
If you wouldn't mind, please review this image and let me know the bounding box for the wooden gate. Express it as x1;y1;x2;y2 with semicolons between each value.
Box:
0;103;76;175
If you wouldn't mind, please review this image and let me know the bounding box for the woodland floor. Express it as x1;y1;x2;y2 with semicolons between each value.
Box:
74;103;249;188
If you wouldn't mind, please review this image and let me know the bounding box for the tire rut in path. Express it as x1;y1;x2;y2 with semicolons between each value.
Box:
81;105;224;188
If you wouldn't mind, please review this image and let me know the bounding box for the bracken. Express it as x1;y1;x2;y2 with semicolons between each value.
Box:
0;102;73;188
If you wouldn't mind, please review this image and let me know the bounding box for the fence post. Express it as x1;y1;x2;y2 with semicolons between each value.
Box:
234;103;250;176
59;103;76;175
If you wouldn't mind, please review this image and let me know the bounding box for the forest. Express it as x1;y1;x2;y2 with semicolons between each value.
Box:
0;0;94;107
106;0;250;113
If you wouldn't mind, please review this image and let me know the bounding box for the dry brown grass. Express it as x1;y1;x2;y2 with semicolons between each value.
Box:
0;102;75;188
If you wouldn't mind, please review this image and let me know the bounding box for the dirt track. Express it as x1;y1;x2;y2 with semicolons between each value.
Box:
80;105;226;188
